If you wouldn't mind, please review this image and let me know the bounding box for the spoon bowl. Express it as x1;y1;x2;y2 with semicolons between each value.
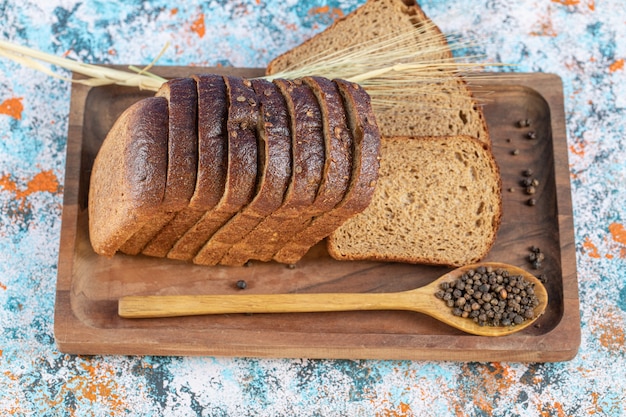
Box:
118;262;548;337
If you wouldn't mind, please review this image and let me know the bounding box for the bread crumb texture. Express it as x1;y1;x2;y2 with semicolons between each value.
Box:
328;136;501;266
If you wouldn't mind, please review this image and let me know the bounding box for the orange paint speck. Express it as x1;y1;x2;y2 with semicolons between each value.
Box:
609;223;626;245
310;5;330;14
308;5;344;18
552;0;580;5
191;13;206;38
569;142;585;157
0;174;18;194
16;170;59;200
583;237;601;258
1;170;60;210
0;97;24;120
530;11;558;37
171;8;178;15
609;58;624;73
0;282;6;290
591;307;625;352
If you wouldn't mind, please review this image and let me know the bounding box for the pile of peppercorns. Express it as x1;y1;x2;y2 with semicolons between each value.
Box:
435;265;540;327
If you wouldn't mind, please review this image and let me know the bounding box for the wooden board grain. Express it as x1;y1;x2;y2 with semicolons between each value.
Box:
54;68;580;361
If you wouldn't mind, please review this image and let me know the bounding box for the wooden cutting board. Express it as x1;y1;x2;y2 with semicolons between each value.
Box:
54;68;580;362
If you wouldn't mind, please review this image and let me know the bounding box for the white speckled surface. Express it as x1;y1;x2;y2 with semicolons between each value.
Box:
1;0;625;415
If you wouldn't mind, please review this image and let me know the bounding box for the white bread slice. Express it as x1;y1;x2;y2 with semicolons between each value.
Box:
266;0;489;145
327;136;502;266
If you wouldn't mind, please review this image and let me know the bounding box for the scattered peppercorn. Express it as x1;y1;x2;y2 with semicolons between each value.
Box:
511;149;520;155
236;280;247;290
526;131;537;140
527;198;537;206
528;246;545;269
523;168;534;177
437;266;540;327
287;263;296;269
517;119;532;128
526;186;536;195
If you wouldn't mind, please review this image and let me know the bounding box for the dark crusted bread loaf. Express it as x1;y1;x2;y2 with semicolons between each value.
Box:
273;79;380;264
167;75;258;261
136;75;228;260
327;135;502;266
118;77;198;255
193;79;292;265
219;78;326;266
265;0;490;145
89;96;169;257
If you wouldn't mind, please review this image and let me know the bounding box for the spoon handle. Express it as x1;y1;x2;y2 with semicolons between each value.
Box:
118;292;415;319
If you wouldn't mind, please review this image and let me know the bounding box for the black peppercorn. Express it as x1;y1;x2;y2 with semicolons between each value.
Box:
236;280;247;290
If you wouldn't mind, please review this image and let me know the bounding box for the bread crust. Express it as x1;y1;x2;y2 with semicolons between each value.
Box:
88;96;169;257
168;75;258;262
327;135;502;266
193;79;291;265
273;78;382;264
265;0;490;146
141;77;199;257
220;78;325;265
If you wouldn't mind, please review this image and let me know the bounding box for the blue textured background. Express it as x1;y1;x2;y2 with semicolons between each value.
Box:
1;0;625;415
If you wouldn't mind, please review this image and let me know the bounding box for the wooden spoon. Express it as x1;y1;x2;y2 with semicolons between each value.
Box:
118;262;548;336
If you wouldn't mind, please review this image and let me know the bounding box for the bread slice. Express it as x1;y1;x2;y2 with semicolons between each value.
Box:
167;75;258;262
273;78;380;264
192;79;292;265
88;96;169;257
164;74;229;260
219;78;325;266
117;78;198;255
265;0;489;145
327;136;502;266
141;77;199;257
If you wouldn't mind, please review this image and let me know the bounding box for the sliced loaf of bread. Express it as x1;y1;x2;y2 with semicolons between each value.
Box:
273;79;380;264
165;74;229;260
167;75;259;261
327;135;502;266
89;96;169;257
265;0;489;145
219;78;326;266
192;79;292;265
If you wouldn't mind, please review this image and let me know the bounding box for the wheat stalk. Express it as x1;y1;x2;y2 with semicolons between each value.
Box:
0;20;505;110
0;39;167;91
264;20;506;111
